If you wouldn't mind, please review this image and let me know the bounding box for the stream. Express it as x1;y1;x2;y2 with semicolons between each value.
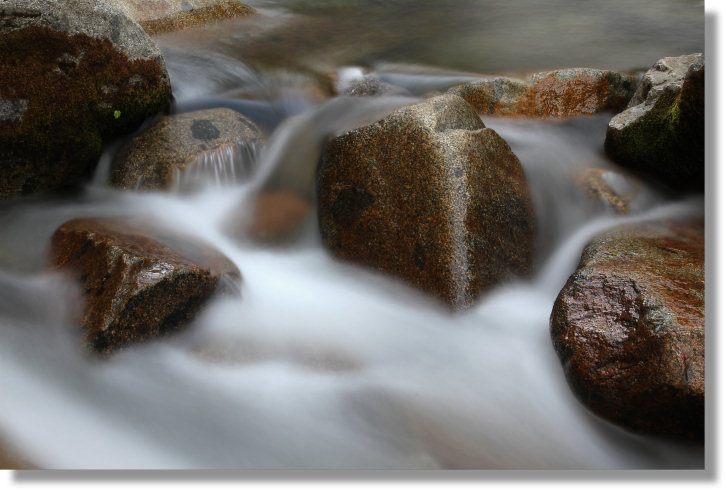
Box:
0;0;706;469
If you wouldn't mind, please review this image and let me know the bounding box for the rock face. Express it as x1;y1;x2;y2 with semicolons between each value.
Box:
104;0;255;36
550;218;704;441
48;217;241;355
0;0;172;198
111;108;263;190
317;94;536;310
604;53;704;192
448;68;636;117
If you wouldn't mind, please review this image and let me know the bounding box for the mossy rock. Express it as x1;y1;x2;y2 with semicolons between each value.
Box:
604;54;704;192
0;1;172;198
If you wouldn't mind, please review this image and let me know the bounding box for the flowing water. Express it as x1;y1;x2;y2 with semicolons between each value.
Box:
0;0;706;469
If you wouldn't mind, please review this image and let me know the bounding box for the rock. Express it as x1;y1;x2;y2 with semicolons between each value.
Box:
604;53;704;192
343;76;411;97
48;217;241;355
0;0;172;198
317;94;536;310
247;191;312;241
111;108;263;191
574;167;642;214
104;0;255;35
221;191;312;244
448;68;636;117
550;218;704;441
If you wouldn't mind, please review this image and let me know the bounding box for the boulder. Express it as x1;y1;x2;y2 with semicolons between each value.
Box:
111;108;263;191
104;0;255;35
574;167;642;214
317;94;536;310
448;68;636;117
604;54;704;192
550;218;704;441
48;217;241;355
0;0;172;198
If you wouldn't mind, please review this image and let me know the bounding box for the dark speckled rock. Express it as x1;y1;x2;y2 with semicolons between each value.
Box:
317;94;536;310
550;218;704;441
0;0;172;198
48;217;241;355
604;54;704;191
111;108;262;190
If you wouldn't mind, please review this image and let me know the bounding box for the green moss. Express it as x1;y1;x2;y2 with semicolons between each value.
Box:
0;25;171;197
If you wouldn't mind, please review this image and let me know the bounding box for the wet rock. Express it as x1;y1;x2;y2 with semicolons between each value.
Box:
222;191;312;244
0;0;172;198
343;76;412;97
550;218;704;441
604;53;704;192
48;217;241;355
574;167;642;214
105;0;255;35
111;108;263;191
317;94;536;310
448;68;636;117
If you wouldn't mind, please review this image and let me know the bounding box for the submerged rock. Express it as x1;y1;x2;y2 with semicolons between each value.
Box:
111;108;263;191
317;94;536;310
550;218;704;441
222;191;313;244
604;53;704;192
48;217;241;355
104;0;256;35
0;0;172;198
574;167;642;214
448;68;636;117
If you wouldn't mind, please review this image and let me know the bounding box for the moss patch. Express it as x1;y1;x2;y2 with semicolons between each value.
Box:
0;25;171;197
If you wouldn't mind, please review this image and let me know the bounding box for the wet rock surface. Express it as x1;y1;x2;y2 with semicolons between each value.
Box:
111;108;262;190
317;94;536;310
48;217;241;355
449;68;636;117
574;167;642;214
550;218;704;441
105;0;255;35
342;76;412;97
0;0;171;198
604;53;704;192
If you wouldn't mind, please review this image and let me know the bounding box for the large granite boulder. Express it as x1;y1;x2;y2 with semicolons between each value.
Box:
604;53;704;192
550;218;704;441
48;217;241;355
111;108;263;191
104;0;255;36
0;0;172;198
317;94;536;310
449;68;636;117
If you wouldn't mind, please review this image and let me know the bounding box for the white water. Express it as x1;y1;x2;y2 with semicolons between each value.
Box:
0;12;706;469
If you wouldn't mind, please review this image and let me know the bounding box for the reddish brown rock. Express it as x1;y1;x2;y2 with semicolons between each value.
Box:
222;191;312;244
550;218;704;441
111;108;262;191
317;94;536;310
48;217;241;355
448;68;636;117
